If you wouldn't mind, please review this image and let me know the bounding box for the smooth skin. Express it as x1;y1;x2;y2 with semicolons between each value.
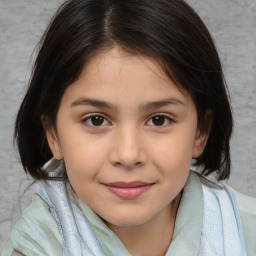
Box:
46;47;209;256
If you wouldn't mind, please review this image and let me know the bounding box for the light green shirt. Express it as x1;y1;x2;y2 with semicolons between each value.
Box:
2;172;256;256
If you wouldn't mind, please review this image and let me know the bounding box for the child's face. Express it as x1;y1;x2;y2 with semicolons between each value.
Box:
47;47;207;228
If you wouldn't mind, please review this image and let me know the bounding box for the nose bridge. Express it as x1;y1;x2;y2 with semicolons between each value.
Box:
110;123;145;168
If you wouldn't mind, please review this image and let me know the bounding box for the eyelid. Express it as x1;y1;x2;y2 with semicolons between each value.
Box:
80;112;175;129
149;113;173;119
146;113;174;127
81;113;111;127
81;112;107;120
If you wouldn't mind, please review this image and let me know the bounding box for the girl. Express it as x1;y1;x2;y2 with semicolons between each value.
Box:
2;0;255;255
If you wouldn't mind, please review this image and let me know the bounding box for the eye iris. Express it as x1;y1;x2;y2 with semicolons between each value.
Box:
152;116;165;126
91;116;104;126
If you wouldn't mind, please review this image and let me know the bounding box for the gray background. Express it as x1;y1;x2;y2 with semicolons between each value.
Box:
0;0;255;251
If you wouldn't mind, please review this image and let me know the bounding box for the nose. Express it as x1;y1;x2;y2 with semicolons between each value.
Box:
109;126;146;169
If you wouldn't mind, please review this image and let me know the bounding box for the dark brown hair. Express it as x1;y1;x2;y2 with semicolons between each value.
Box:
15;0;233;181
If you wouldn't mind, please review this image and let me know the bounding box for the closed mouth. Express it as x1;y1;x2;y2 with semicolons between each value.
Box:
103;181;154;199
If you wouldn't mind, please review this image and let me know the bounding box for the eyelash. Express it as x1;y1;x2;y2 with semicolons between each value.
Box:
81;113;110;128
81;113;174;128
146;114;173;127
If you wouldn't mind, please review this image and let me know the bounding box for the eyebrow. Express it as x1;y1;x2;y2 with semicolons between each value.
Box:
71;97;185;111
71;98;117;110
139;98;185;111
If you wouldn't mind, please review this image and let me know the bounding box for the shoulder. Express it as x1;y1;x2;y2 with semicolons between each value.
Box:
231;188;256;256
2;194;63;256
231;188;256;214
197;174;256;255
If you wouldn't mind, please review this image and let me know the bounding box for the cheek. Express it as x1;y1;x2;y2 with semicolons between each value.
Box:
151;136;193;196
150;133;195;170
63;141;107;200
61;137;109;180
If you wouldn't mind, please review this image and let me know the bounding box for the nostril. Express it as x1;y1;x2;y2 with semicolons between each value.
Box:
108;139;146;169
134;161;142;166
113;161;142;169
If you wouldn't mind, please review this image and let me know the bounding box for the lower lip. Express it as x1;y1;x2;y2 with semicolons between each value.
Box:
105;184;152;199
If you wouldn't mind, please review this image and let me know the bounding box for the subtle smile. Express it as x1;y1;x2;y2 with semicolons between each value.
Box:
103;182;154;200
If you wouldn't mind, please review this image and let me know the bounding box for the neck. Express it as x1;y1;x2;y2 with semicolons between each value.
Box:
108;193;181;256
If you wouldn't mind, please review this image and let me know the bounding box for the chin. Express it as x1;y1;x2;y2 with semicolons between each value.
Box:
103;210;154;228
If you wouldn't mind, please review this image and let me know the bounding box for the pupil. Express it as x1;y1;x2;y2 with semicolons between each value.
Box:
92;116;104;126
153;116;165;126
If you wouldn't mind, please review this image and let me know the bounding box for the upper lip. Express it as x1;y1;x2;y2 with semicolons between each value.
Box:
104;181;154;188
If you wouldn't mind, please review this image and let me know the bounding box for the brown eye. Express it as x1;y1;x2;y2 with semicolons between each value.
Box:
91;116;104;126
83;115;110;127
152;116;165;126
147;115;172;127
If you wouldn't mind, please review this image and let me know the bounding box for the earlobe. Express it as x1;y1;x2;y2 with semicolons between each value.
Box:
46;128;63;160
193;109;212;158
41;115;63;160
192;131;209;158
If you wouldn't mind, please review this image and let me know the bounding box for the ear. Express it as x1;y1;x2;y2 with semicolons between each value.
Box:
192;129;210;158
41;115;63;160
45;128;63;160
192;110;212;158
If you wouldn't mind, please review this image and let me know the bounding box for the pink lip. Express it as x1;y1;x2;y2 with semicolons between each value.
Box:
104;181;153;199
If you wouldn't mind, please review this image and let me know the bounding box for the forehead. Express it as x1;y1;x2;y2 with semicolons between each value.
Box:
81;47;170;84
62;47;194;110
